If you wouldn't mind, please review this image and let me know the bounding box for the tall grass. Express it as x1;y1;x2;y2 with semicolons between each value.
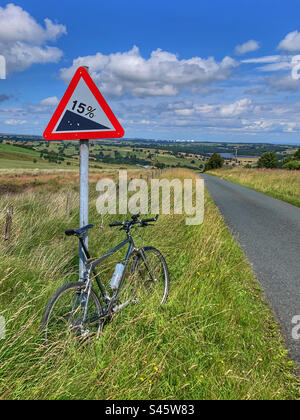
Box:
208;168;300;208
0;169;298;400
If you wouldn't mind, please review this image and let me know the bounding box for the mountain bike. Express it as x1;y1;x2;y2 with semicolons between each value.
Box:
41;214;169;342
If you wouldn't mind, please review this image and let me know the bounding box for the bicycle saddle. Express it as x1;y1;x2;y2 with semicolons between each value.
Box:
65;224;94;238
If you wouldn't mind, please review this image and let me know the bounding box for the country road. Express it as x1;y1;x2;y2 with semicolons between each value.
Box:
201;174;300;368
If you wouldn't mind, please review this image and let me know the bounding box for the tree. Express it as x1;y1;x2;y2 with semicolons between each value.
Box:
257;152;279;169
294;148;300;160
205;153;224;171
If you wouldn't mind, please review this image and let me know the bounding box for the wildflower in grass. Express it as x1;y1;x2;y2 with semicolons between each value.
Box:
140;377;144;382
148;379;152;384
153;365;159;372
197;272;200;276
221;360;224;364
258;358;263;362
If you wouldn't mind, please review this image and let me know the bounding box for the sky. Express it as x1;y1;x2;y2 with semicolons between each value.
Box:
1;0;300;144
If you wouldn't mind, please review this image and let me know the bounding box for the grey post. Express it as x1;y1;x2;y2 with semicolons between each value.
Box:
79;138;89;280
79;66;90;281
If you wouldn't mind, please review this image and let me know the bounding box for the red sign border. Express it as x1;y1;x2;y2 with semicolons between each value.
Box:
43;67;125;141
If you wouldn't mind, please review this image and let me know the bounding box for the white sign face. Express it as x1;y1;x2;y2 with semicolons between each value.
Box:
53;78;115;134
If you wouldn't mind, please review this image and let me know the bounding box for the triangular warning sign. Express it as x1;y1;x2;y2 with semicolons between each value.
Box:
43;67;125;140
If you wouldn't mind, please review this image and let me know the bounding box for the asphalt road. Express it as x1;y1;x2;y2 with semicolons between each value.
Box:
201;174;300;368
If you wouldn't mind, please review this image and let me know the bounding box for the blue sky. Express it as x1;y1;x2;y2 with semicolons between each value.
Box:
1;0;300;144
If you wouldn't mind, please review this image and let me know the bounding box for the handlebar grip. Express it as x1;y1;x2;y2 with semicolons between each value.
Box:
141;215;159;223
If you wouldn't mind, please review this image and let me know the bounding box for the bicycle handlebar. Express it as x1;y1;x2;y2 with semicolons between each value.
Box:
109;215;159;228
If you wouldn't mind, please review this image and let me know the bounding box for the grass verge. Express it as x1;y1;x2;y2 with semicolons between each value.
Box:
207;168;300;208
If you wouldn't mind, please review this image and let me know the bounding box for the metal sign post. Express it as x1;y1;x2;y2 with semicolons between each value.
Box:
79;66;90;281
79;138;89;281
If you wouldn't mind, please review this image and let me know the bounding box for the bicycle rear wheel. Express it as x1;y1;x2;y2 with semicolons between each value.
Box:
41;282;103;343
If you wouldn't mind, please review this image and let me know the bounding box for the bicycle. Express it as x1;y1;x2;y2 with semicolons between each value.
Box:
41;214;169;342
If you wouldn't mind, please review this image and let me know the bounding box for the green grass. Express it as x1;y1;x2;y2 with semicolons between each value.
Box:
208;168;300;208
0;169;298;400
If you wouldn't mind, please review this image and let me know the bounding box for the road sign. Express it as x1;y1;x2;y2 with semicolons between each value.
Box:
43;66;124;140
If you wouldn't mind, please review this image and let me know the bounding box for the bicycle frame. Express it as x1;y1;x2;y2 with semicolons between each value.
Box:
78;230;155;315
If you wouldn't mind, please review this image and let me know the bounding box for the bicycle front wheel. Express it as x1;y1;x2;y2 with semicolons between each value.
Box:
119;246;169;307
41;282;103;343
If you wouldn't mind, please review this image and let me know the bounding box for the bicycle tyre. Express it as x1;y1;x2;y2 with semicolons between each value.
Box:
41;282;103;342
119;246;169;306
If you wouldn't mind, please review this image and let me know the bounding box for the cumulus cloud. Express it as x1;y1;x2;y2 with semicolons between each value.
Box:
278;30;300;52
235;40;260;55
59;46;238;97
0;3;67;73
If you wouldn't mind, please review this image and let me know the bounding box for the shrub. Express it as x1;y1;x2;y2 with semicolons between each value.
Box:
283;160;300;170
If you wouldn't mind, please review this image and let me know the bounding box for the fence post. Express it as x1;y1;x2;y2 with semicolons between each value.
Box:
4;205;13;241
66;191;72;218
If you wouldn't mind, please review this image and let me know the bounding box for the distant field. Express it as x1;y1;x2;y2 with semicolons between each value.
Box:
0;143;140;171
208;168;300;208
0;168;298;400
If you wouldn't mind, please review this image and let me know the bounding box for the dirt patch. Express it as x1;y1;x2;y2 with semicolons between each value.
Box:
0;184;26;195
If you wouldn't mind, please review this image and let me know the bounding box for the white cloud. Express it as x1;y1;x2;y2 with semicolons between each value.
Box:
219;98;253;116
40;96;59;107
265;74;300;91
242;55;283;64
278;30;300;52
165;98;254;118
59;46;238;97
242;55;294;73
235;40;260;55
0;3;66;73
5;119;27;125
120;97;300;136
